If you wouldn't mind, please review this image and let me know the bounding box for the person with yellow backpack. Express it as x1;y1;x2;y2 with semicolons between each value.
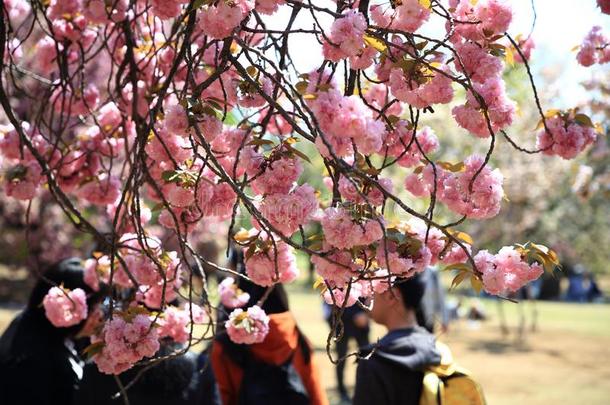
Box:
353;274;485;405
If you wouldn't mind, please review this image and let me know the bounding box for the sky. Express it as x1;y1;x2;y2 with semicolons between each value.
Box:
263;0;610;108
510;0;609;106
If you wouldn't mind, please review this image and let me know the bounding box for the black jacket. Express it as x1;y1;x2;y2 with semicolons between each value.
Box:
353;327;441;405
75;344;221;405
0;311;83;405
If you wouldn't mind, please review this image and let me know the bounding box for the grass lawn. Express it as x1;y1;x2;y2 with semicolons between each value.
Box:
1;282;609;405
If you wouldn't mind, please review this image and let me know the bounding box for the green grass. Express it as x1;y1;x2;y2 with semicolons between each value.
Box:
484;299;610;337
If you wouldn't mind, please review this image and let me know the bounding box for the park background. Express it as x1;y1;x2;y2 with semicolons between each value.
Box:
1;1;609;404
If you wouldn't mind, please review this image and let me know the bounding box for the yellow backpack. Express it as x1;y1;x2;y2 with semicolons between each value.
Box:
419;342;486;405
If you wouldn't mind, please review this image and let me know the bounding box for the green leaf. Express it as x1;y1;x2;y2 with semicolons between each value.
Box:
505;46;515;66
295;81;309;95
396;59;418;75
443;262;472;273
233;229;252;243
363;34;387;53
418;0;432;9
470;275;483;294
193;0;214;8
151;202;165;212
245;244;257;260
415;41;428;50
450;230;474;245
450;270;469;290
437;161;465;172
247;138;275;147
287;145;311;163
223;111;239;126
82;341;105;359
574;114;594;128
161;170;180;183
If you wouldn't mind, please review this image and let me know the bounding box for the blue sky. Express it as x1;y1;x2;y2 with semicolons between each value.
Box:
510;0;609;107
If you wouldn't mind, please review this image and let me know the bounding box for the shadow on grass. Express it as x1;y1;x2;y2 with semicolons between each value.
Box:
466;337;533;354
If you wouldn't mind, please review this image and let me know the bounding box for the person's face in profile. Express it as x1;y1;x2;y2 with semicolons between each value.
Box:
369;288;402;325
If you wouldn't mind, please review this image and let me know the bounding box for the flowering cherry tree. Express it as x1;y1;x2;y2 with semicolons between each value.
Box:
0;0;605;381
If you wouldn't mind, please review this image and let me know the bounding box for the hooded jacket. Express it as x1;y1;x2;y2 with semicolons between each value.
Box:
353;327;441;405
211;311;328;405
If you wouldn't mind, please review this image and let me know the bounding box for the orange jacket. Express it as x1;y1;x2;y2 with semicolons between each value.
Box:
211;311;329;405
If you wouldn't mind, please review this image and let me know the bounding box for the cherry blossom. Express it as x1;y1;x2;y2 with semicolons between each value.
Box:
225;305;270;344
218;277;251;309
43;286;88;328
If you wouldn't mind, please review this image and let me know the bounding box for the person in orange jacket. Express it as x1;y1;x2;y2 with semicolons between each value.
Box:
211;248;329;405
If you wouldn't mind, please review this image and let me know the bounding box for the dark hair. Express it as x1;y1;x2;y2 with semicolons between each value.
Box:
27;257;100;337
238;279;290;315
394;274;426;310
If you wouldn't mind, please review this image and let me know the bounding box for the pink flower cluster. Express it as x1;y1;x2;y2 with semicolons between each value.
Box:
251;156;303;195
3;162;42;201
85;233;184;308
218;277;251;308
376;239;432;277
453;41;503;84
450;0;513;41
514;36;535;63
536;116;597;160
151;0;188;20
385;124;439;168
43;286;88;328
389;66;454;109
407;218;470;266
371;0;431;33
452;77;516;138
405;154;504;219
320;207;384;250
576;26;610;67
83;255;112;291
255;0;286;15
244;233;298;286
157;304;208;344
323;283;363;308
199;0;254;39
259;184;318;235
337;176;393;206
323;11;367;62
225;305;270;344
146;130;238;231
311;248;355;287
92;313;160;375
310;89;386;157
475;247;543;295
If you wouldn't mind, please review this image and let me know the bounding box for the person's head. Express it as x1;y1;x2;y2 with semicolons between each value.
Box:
28;257;100;337
237;276;290;315
369;274;426;329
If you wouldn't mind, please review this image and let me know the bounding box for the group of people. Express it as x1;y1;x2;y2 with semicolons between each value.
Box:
0;254;457;405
